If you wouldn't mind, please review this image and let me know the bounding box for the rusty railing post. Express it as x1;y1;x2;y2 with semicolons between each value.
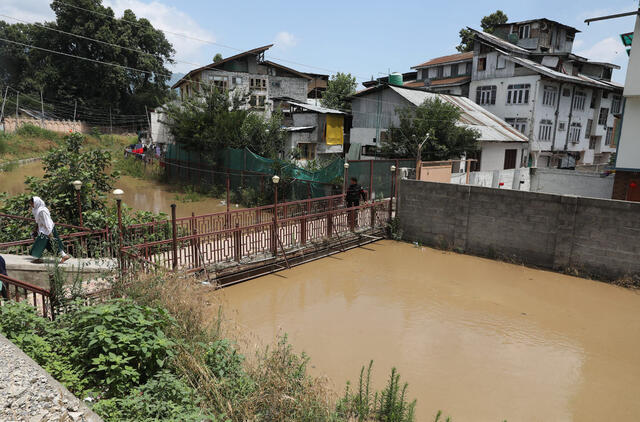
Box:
234;222;241;262
370;203;376;228
171;204;178;270
301;214;307;246
226;174;230;229
191;212;197;269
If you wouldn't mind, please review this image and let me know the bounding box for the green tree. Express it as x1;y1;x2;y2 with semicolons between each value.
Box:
456;10;508;52
321;72;357;111
379;98;480;161
0;0;174;116
213;53;223;63
165;89;286;161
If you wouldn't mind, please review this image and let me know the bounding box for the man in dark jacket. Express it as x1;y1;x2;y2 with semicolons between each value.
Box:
0;255;8;300
346;177;366;208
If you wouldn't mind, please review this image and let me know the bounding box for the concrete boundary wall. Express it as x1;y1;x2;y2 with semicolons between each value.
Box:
530;168;614;199
397;179;640;280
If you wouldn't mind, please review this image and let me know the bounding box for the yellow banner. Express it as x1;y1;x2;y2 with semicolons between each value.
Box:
325;114;344;145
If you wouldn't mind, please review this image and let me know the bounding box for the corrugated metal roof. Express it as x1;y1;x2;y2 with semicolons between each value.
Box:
501;52;623;90
470;29;530;54
430;75;471;87
496;19;580;34
284;126;315;132
386;86;528;143
412;52;474;69
287;101;346;114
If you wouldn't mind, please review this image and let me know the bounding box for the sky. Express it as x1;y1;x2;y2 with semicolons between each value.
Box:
1;0;638;86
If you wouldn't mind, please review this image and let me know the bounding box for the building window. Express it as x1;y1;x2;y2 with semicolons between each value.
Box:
518;24;530;39
477;58;486;71
249;94;266;109
361;145;378;156
605;127;614;146
569;122;581;143
504;149;517;170
298;143;316;160
602;91;609;99
497;55;506;69
585;119;593;139
476;85;497;105
542;85;557;106
505;117;527;134
562;88;571;97
538;119;552;141
437;66;444;78
250;78;267;90
572;91;586;110
212;76;228;90
612;95;622;114
466;62;472;74
589;137;597;150
598;107;609;125
506;84;530;104
558;121;566;131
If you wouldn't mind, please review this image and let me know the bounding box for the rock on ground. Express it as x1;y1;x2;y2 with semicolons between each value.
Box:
0;333;102;422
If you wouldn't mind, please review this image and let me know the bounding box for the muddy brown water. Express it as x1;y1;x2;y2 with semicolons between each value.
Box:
218;240;640;421
0;161;231;218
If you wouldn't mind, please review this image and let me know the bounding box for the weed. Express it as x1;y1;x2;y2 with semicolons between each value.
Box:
388;217;403;240
16;124;60;141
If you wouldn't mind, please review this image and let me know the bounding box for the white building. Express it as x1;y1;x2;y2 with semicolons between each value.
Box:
349;84;528;171
467;20;623;168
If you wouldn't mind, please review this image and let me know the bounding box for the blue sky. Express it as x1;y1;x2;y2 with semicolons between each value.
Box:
2;0;638;85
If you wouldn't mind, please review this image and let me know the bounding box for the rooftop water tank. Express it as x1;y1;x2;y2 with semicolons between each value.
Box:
388;72;403;86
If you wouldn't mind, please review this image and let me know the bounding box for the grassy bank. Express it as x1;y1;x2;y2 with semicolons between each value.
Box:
0;124;134;164
0;271;420;421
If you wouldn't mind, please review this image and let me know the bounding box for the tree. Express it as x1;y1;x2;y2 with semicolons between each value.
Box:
0;0;174;116
456;10;508;52
321;72;357;112
379;98;480;161
213;53;223;63
164;89;286;161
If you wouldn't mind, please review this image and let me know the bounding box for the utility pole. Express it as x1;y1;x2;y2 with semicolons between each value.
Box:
0;86;8;129
40;90;45;128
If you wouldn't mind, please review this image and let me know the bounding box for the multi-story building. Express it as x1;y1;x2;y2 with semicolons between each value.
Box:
171;44;312;116
410;52;474;96
467;19;623;168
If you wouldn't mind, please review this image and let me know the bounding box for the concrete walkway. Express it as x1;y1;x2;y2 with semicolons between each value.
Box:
2;254;117;290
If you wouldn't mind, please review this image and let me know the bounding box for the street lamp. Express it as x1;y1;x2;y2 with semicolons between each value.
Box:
389;165;397;221
71;180;83;226
343;162;349;196
271;175;280;256
113;188;124;242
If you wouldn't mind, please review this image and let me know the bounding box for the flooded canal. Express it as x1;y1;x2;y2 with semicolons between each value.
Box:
0;161;229;218
218;240;640;421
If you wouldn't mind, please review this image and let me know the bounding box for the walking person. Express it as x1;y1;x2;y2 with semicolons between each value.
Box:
345;177;367;229
0;255;8;300
29;197;71;264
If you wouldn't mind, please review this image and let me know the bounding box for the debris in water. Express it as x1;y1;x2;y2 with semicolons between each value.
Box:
201;281;211;286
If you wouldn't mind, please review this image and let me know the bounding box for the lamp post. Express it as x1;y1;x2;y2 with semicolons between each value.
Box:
343;162;349;197
113;189;124;271
71;180;83;226
389;165;396;222
271;175;280;256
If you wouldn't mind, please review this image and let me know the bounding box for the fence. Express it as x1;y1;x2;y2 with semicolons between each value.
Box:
0;273;52;319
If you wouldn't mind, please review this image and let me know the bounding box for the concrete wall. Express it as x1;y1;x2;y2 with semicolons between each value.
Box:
3;117;88;134
530;168;614;199
398;179;640;280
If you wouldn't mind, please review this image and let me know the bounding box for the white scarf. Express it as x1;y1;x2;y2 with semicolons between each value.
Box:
32;196;55;235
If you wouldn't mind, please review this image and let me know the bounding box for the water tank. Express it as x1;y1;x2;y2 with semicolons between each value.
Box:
388;72;403;86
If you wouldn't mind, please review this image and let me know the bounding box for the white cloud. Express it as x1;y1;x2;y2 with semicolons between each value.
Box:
105;0;216;73
273;31;297;49
0;0;55;23
577;37;625;63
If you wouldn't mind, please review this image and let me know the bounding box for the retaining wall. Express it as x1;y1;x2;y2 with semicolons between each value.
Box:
398;179;640;280
530;168;614;199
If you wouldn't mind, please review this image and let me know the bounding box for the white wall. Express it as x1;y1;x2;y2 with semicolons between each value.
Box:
150;110;173;144
617;97;640;170
530;168;614;198
479;142;527;171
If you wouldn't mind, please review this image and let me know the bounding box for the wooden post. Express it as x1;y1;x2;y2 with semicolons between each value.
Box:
39;90;44;128
0;86;8;124
109;106;113;134
171;204;178;270
73;100;77;122
191;212;198;269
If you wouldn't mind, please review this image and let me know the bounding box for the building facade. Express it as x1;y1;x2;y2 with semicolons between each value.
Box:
171;45;311;117
467;20;623;168
349;84;528;171
410;52;474;96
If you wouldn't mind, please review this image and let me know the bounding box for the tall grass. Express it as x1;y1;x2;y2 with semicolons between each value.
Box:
0;133;8;155
15;123;60;141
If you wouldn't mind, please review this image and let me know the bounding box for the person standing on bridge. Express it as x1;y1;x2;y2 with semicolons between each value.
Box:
0;255;8;300
29;197;71;264
346;177;366;208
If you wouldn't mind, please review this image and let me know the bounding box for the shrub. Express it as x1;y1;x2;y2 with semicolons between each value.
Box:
0;133;8;155
204;339;254;400
92;370;216;422
15;123;60;141
63;299;177;396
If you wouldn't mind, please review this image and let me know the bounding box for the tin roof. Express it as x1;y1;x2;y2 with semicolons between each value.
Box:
353;85;528;143
412;52;474;69
287;100;346;115
469;29;530;55
496;19;580;34
430;75;471;87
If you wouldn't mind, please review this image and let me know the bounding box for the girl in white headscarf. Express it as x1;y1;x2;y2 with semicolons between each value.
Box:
29;197;71;263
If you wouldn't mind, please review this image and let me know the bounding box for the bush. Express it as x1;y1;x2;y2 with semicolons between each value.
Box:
15;123;60;141
63;299;177;397
92;370;216;422
0;133;8;155
205;339;254;400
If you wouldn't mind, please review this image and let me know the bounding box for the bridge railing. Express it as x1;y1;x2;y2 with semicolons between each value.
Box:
0;273;53;319
121;199;389;273
0;213;115;258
